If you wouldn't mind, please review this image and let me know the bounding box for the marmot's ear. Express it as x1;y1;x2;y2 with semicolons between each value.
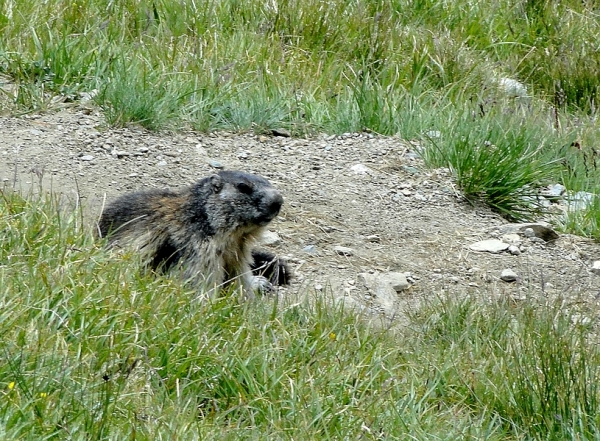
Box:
210;174;223;192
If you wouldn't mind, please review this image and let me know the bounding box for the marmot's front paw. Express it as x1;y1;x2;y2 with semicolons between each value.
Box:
251;275;274;294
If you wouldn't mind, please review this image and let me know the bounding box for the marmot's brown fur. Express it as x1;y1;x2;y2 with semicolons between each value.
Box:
97;170;289;299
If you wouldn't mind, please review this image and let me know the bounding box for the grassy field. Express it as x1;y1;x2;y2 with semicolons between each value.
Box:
3;1;600;439
2;191;600;440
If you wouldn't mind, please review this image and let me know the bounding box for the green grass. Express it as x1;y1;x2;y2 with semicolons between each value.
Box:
2;187;600;439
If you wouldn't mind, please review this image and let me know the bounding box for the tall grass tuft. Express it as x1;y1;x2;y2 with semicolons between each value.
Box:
421;106;566;220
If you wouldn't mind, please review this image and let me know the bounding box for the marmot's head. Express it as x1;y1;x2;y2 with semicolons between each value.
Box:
190;170;283;234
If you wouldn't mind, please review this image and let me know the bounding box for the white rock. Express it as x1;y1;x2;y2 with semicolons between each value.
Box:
469;239;510;254
498;222;559;242
334;246;354;256
261;231;281;246
501;233;522;244
385;272;410;292
79;89;98;102
508;245;521;256
350;164;371;175
592;261;600;275
359;272;409;310
566;191;595;211
79;155;94;161
500;269;518;282
497;77;528;98
541;183;565;198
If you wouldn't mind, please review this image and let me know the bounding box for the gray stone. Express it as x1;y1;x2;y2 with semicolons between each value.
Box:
334;246;354;257
508;245;521;256
359;272;409;310
79;155;94;161
500;269;518;282
501;233;522;244
271;128;291;137
592;261;600;275
497;77;528;98
261;231;281;246
208;159;224;169
469;239;510;254
541;183;566;199
566;191;595;211
498;222;559;242
302;245;318;255
350;164;371;175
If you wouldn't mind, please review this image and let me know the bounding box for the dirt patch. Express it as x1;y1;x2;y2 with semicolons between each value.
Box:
1;107;599;321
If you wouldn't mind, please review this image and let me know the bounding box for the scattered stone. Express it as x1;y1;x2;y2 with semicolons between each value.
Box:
79;155;94;161
364;235;380;243
566;191;595;211
501;233;521;244
271;128;291;137
208;159;224;169
157;160;168;167
402;165;419;175
261;231;281;246
350;163;371;175
496;77;528;98
469;239;510;254
498;222;559;242
385;272;410;292
523;228;536;238
334;246;354;257
79;89;98;102
500;269;518;282
508;245;521;256
359;272;409;310
592;261;600;275
541;183;566;199
302;245;318;255
114;151;131;158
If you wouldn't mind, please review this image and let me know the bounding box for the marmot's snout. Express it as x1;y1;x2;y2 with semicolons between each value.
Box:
260;189;284;223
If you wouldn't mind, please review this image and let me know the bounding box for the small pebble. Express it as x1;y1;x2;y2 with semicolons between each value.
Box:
334;246;354;257
508;245;521;256
500;269;518;282
208;160;224;169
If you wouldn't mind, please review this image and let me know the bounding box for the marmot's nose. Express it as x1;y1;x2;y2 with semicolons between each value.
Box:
266;190;284;215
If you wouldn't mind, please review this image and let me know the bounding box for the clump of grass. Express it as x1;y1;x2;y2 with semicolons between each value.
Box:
412;294;600;439
420;106;567;220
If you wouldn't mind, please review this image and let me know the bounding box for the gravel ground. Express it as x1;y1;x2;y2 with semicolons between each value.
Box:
1;106;599;323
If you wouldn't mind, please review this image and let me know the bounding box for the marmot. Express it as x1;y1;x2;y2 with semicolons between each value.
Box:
97;170;289;300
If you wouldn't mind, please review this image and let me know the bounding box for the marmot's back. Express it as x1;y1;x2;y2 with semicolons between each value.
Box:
98;170;288;298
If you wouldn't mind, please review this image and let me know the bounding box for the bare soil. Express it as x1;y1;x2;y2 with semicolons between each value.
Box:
1;106;599;321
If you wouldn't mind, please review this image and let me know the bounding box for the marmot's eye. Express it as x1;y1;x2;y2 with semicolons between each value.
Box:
236;182;253;194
